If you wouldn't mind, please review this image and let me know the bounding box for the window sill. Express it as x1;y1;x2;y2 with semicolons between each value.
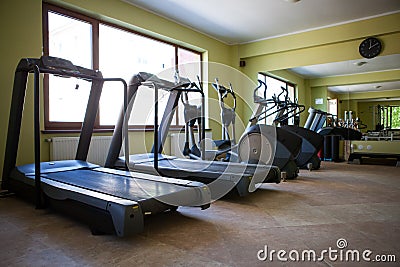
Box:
42;126;211;135
42;129;114;134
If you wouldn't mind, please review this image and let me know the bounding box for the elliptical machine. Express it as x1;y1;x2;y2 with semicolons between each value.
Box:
183;78;299;179
181;88;203;159
178;78;283;182
270;86;323;170
211;78;237;161
242;80;301;179
182;78;238;162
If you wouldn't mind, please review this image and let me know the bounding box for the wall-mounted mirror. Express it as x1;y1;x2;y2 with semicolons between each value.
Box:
282;54;400;133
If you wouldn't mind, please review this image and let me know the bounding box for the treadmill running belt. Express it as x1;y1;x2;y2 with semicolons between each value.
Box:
127;154;271;177
35;169;188;201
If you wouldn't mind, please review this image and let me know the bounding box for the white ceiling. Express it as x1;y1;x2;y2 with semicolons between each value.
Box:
125;0;400;44
328;80;400;94
288;54;400;93
289;54;400;79
125;0;400;94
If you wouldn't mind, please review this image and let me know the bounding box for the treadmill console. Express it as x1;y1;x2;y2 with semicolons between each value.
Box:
38;56;100;79
138;72;154;81
40;56;80;75
141;73;192;91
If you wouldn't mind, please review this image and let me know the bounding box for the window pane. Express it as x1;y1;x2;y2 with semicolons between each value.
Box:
178;48;201;81
99;24;175;125
257;73;274;125
257;73;297;125
48;77;92;122
288;84;296;102
45;6;203;129
127;85;170;125
392;106;400;129
48;12;92;122
265;76;286;100
177;48;202;125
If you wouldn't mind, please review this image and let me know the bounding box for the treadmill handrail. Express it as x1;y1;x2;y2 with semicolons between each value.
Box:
2;56;128;208
104;72;206;169
141;73;205;162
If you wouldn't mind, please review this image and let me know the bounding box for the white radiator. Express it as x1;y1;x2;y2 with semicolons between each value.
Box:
50;136;115;166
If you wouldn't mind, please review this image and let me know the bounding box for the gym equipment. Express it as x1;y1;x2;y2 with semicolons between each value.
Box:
305;107;362;140
259;83;323;170
2;56;212;237
210;79;237;160
246;80;302;178
105;73;281;200
304;107;327;132
348;140;400;166
181;88;203;159
318;127;362;140
305;107;363;164
347;104;400;166
322;135;341;162
180;78;237;162
281;125;323;170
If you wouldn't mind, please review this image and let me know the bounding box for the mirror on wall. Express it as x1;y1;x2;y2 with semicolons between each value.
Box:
274;54;400;133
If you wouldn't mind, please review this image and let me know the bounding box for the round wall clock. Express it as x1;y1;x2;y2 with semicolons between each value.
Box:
358;37;382;59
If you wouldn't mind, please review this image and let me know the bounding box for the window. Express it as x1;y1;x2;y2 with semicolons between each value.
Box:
378;105;400;130
257;72;297;125
98;24;175;126
327;99;338;117
176;47;203;125
43;3;202;131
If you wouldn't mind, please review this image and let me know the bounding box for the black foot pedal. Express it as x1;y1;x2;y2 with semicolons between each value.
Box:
0;190;15;198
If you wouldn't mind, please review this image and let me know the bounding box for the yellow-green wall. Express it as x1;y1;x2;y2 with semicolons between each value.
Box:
311;87;328;112
1;1;42;180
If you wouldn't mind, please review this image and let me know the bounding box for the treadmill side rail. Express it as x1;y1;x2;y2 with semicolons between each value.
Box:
42;178;145;237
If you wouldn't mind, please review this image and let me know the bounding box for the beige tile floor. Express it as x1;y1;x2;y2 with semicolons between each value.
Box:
0;161;399;266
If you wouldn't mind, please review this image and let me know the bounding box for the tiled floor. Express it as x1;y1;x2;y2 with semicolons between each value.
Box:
1;162;399;266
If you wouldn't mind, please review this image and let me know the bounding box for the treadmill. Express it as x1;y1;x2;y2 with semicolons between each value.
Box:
105;73;281;200
2;56;211;237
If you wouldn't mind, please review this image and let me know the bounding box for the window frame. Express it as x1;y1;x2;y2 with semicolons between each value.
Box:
42;3;202;132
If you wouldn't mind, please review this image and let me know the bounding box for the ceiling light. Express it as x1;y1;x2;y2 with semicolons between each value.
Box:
284;0;301;3
354;61;367;67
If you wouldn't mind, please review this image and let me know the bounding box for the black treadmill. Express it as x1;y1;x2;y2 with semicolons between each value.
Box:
105;73;281;200
2;57;211;237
